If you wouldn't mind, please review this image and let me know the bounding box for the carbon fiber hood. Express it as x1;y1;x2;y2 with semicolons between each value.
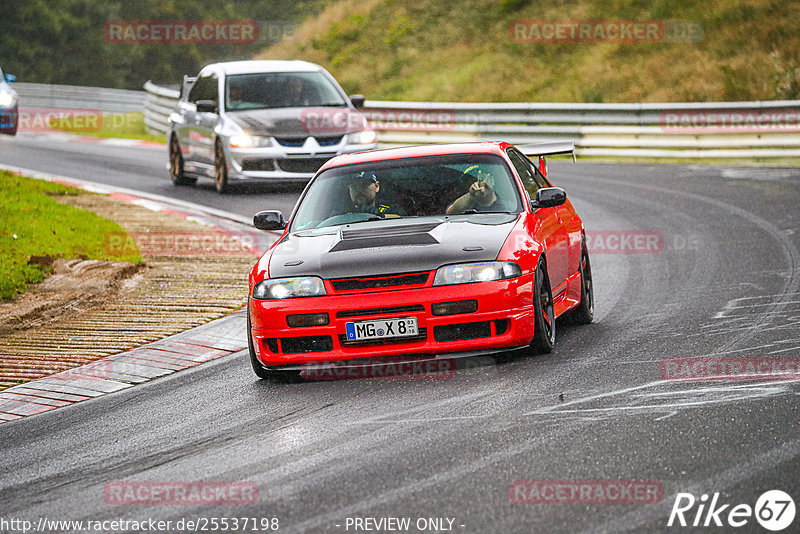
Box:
268;214;519;280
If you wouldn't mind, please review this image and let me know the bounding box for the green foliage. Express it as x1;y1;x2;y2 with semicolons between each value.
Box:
261;0;800;103
0;172;142;299
0;0;327;89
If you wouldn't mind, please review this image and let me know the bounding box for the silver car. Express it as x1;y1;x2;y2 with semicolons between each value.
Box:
168;60;377;193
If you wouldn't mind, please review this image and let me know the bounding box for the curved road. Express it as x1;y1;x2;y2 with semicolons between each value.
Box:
1;133;799;533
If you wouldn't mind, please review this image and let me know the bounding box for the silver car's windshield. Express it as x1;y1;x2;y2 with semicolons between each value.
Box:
225;72;347;111
291;154;523;232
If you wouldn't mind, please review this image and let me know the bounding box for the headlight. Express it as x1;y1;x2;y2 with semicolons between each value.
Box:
433;261;522;286
252;277;326;299
230;134;271;148
0;89;15;107
347;130;377;145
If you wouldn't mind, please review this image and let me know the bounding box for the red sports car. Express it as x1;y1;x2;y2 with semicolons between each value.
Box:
247;141;593;379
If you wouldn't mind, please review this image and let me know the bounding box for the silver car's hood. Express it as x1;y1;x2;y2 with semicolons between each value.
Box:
226;107;366;138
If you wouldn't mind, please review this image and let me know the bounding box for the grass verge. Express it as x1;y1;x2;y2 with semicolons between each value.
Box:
48;112;165;144
0;171;142;299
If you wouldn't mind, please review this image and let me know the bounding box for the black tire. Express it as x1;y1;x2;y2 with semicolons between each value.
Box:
530;256;555;354
571;243;594;324
214;140;229;193
169;136;196;186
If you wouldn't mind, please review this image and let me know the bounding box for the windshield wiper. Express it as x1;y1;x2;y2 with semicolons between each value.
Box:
351;215;384;223
459;209;515;215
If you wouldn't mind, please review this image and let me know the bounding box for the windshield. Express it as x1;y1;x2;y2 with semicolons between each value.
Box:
225;71;347;111
291;154;523;231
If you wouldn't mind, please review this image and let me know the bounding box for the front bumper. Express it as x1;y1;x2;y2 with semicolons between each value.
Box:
249;275;535;367
225;141;377;181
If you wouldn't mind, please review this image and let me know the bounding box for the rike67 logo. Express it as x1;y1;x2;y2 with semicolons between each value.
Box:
668;490;795;531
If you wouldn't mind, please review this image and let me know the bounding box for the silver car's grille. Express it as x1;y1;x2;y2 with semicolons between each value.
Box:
274;136;343;148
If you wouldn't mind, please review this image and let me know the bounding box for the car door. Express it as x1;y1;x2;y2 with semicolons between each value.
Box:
507;148;569;289
185;72;219;167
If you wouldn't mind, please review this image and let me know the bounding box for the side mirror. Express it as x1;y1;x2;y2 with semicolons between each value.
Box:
254;210;286;231
531;187;567;209
349;94;365;108
5;74;16;83
196;100;218;113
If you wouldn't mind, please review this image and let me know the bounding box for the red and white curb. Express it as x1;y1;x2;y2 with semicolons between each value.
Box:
0;310;248;423
0;166;281;424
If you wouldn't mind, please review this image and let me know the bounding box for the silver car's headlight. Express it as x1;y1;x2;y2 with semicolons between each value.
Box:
229;134;272;148
433;261;522;286
252;277;326;300
0;89;15;107
347;130;377;145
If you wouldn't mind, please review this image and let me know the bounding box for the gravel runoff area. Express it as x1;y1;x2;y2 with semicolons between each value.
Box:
0;188;259;390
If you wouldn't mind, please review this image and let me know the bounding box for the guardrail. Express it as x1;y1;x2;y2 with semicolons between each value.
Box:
140;81;797;159
143;81;180;137
13;83;145;114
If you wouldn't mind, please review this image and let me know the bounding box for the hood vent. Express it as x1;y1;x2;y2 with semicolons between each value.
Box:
330;222;441;252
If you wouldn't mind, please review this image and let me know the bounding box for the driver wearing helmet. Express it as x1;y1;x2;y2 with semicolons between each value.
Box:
346;172;406;218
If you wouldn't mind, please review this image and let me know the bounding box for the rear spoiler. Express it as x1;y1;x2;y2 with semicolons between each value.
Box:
181;75;197;100
518;141;576;178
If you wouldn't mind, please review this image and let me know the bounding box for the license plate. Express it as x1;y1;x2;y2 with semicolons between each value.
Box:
345;317;418;341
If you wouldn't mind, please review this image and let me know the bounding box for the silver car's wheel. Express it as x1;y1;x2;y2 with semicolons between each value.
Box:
214;141;229;193
169;137;195;186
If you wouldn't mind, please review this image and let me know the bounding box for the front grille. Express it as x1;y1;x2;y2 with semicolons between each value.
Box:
339;328;428;346
336;304;425;319
433;321;492;342
280;335;333;354
274;136;342;147
315;135;343;146
277;157;332;173
330;273;430;292
275;137;306;147
242;158;276;171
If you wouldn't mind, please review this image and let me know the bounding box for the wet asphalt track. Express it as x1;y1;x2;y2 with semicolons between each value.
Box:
1;133;799;533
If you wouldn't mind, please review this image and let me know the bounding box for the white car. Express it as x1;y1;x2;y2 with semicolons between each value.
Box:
168;60;377;193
